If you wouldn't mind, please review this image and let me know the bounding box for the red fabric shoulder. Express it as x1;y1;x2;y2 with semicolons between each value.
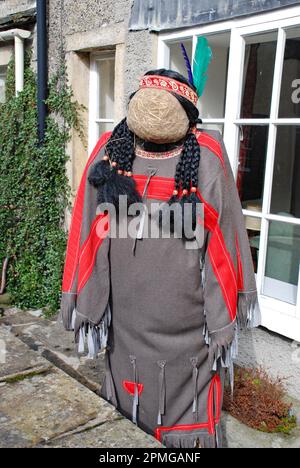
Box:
196;131;226;176
87;131;112;165
62;131;112;293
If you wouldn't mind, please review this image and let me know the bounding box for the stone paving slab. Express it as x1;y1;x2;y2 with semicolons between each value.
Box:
0;366;121;448
0;326;52;380
2;311;105;393
43;419;161;448
0;312;160;449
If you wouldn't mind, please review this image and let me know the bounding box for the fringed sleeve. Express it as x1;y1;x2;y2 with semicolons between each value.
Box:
200;131;261;380
60;131;112;358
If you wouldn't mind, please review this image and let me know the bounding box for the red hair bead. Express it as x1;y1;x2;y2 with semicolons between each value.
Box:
191;187;197;193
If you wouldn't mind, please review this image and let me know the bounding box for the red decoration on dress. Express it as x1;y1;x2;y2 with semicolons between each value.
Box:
122;380;144;396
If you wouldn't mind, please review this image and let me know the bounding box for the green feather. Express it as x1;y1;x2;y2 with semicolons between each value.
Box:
192;36;212;97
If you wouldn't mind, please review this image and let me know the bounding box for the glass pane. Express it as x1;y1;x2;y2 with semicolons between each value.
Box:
245;216;261;274
237;125;269;211
169;39;193;76
197;33;229;119
169;33;229;119
97;121;115;138
240;33;277;118
279;28;300;118
200;123;223;135
263;220;300;304
97;58;115;120
270;126;300;218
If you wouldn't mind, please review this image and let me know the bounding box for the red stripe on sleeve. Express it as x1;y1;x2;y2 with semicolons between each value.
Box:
197;132;227;177
235;231;245;291
77;213;110;294
62;132;112;293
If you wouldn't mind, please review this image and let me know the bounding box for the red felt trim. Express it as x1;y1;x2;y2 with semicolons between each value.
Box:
197;190;237;321
197;132;226;177
214;374;222;425
62;132;112;293
235;231;245;291
154;373;222;442
207;376;215;435
77;213;109;294
207;230;237;321
122;380;144;396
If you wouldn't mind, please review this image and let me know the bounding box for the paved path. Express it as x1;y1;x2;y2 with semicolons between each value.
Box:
0;309;299;448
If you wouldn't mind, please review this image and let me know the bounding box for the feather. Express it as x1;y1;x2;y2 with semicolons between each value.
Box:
180;43;194;86
192;36;212;97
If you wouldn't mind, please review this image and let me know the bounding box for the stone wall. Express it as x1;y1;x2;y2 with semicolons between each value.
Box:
0;0;35;17
48;0;156;192
0;1;36;76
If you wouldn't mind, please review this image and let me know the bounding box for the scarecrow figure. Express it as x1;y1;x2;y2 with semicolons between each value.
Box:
60;39;261;448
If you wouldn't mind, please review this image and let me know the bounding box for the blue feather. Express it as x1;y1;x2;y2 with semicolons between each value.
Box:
180;43;194;86
192;37;212;97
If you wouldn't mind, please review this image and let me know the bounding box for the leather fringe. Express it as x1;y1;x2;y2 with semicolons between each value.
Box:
59;292;77;331
73;305;111;358
237;289;261;329
161;431;217;448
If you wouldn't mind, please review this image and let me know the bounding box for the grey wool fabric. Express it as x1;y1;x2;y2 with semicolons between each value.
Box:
60;129;261;448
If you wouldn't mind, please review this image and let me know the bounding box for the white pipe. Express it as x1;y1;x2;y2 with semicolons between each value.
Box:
0;29;31;95
14;36;24;94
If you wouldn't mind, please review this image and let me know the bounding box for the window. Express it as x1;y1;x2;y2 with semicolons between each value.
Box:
0;66;7;103
89;53;115;153
167;33;230;135
158;5;300;341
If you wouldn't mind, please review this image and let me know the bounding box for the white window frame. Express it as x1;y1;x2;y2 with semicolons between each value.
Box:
88;52;115;154
157;5;300;341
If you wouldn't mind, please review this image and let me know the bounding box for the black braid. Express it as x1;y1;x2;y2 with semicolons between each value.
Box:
88;118;141;211
190;133;201;188
106;117;135;171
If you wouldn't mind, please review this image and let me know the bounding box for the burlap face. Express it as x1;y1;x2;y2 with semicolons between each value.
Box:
127;88;189;143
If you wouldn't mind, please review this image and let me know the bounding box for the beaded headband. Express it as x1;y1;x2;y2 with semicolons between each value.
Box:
139;75;198;107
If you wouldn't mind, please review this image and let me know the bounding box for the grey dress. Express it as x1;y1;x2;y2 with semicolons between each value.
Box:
60;129;261;448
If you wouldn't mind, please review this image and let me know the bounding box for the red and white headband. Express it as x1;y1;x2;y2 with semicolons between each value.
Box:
139;75;198;106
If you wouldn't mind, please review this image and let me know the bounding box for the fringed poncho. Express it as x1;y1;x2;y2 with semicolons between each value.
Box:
60;129;261;448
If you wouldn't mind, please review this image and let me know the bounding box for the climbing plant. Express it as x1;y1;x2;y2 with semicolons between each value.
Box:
0;53;84;314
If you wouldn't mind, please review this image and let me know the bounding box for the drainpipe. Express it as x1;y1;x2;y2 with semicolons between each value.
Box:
37;0;47;144
0;29;31;95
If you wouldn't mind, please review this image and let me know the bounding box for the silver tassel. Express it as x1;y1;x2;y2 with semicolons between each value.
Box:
87;324;95;358
130;355;139;424
71;308;76;330
78;326;85;353
190;357;199;421
157;360;166;425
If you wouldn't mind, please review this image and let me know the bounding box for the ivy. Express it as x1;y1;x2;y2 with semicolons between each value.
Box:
0;54;84;314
